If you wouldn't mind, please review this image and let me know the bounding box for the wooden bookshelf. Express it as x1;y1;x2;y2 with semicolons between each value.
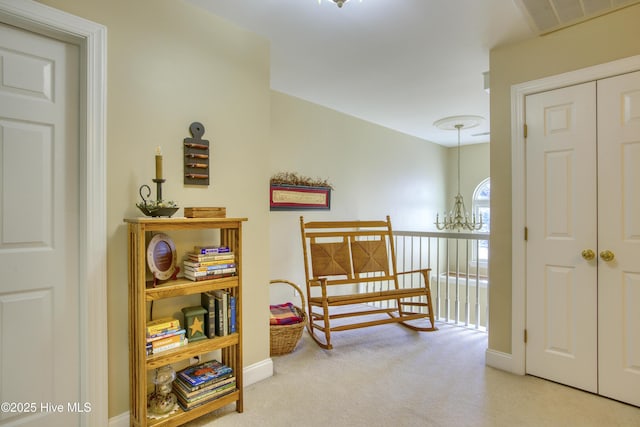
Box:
125;217;246;427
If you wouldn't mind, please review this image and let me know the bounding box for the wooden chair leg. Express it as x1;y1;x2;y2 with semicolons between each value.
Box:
306;308;333;350
425;287;436;329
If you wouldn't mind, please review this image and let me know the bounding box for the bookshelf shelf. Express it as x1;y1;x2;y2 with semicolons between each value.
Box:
125;217;246;427
145;276;239;301
146;334;239;369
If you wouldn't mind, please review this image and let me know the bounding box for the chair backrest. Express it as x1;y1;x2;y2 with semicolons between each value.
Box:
300;216;399;286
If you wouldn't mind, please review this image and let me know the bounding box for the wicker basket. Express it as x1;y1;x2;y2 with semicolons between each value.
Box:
269;279;307;356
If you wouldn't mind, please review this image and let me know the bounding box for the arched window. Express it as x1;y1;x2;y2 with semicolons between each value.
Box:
472;178;490;263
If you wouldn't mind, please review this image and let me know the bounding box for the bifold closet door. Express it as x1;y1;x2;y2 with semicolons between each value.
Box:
525;81;598;394
596;70;640;407
525;71;640;408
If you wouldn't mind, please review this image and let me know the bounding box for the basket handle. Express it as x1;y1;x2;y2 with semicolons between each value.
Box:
269;279;306;313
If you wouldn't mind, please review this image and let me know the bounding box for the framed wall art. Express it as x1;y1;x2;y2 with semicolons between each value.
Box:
269;184;331;211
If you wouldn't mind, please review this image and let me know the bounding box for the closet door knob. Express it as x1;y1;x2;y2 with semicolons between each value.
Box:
581;249;595;261
599;250;615;262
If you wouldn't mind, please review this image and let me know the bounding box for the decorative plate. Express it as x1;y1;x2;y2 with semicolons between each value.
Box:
147;233;177;280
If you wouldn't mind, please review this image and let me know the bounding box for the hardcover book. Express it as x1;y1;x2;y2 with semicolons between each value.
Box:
193;245;230;254
186;252;235;262
146;317;181;336
229;295;237;334
201;292;216;338
177;360;233;387
173;374;235;397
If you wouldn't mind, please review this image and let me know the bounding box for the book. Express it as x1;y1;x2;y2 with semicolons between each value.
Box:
183;263;236;272
201;292;216;338
228;294;236;334
184;271;236;282
186;252;235;262
175;377;236;402
151;331;185;349
183;272;236;282
176;384;236;411
184;259;235;268
146;317;181;336
148;337;187;355
176;381;236;408
184;267;236;276
213;290;228;336
177;360;233;387
193;245;230;255
146;328;186;343
172;374;235;397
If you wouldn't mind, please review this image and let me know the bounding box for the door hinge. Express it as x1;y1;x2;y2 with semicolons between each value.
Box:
524;227;528;241
524;329;528;343
524;123;528;139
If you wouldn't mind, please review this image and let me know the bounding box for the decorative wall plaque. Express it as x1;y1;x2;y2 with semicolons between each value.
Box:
184;122;210;186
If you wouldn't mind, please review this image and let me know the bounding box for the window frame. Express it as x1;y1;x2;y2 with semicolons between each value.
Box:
471;178;490;266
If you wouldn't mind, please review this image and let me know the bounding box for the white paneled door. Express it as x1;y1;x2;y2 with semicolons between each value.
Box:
525;71;640;407
0;23;81;425
525;82;598;393
596;71;640;406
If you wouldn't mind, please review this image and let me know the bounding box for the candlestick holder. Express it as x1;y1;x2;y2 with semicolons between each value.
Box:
153;178;165;202
136;182;179;218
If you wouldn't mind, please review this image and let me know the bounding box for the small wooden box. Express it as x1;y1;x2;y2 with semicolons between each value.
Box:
181;306;207;342
184;207;226;218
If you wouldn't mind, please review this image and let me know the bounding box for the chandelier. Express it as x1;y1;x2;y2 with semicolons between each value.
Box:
318;0;361;8
433;116;484;232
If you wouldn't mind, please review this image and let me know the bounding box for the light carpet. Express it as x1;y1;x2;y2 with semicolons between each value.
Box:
187;323;640;427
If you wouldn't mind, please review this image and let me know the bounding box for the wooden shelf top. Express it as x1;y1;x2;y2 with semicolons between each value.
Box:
124;217;247;225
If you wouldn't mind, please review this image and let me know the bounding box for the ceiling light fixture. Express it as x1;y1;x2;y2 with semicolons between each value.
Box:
318;0;361;8
433;115;484;232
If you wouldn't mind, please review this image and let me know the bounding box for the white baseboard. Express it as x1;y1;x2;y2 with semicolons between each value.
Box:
485;348;516;373
108;411;129;427
243;357;274;386
109;357;274;427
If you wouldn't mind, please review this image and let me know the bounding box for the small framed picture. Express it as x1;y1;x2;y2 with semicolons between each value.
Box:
146;233;177;281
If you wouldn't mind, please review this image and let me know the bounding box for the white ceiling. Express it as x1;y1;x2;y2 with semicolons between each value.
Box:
185;0;539;146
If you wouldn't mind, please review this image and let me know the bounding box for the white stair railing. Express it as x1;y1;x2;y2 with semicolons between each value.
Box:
392;230;490;331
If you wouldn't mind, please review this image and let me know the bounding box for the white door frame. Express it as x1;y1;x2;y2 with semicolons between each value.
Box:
0;0;107;425
510;54;640;375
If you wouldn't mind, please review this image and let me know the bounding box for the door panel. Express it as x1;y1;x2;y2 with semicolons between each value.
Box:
0;23;80;425
597;70;640;407
525;82;598;392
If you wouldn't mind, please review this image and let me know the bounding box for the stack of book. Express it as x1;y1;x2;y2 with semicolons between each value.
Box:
173;360;236;411
201;290;237;338
146;317;187;355
183;245;236;282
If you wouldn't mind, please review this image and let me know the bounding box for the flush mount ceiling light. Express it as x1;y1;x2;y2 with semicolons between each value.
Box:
318;0;362;8
433;115;485;232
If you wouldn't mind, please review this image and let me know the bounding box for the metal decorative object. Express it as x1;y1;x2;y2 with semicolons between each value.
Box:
137;184;179;217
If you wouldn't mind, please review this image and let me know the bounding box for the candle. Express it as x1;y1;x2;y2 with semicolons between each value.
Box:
155;146;163;180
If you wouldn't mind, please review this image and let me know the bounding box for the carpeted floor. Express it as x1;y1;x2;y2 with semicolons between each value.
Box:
186;323;640;427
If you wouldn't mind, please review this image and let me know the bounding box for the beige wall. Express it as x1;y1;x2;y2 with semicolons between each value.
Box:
489;4;640;354
38;0;272;418
269;91;448;296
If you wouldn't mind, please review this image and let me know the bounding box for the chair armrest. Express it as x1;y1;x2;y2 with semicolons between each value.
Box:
397;268;432;276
